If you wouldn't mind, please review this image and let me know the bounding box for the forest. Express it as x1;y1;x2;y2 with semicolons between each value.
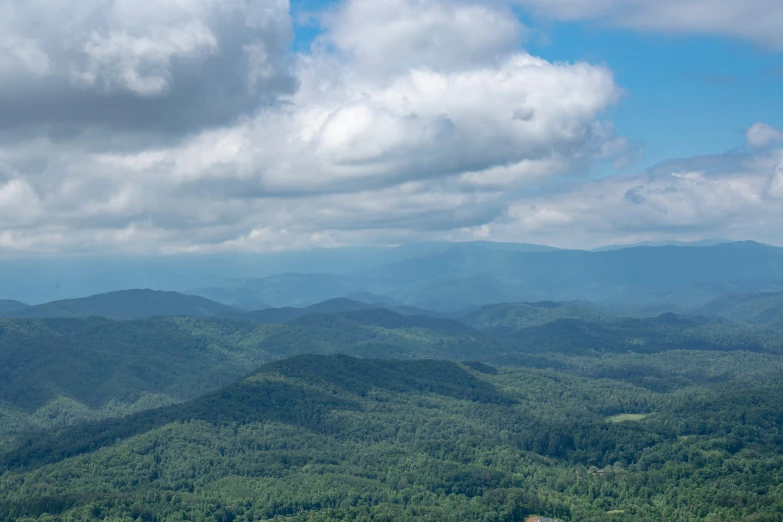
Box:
1;288;783;520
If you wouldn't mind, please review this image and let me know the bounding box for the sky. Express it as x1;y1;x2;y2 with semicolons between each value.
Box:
0;0;782;255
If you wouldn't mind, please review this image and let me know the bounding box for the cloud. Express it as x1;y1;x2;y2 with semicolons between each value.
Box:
0;0;296;138
747;122;783;148
318;0;525;76
514;0;783;49
0;0;630;255
456;146;783;248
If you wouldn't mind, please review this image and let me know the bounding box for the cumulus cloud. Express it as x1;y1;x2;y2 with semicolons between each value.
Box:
319;0;525;76
514;0;783;49
747;122;783;148
0;0;630;255
455;145;783;248
0;0;296;137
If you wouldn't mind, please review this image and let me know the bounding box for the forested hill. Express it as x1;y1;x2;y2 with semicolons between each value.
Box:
1;289;237;320
0;311;500;434
461;301;611;332
185;241;783;312
241;297;380;323
0;300;27;314
3;353;783;521
0;304;777;438
693;291;783;328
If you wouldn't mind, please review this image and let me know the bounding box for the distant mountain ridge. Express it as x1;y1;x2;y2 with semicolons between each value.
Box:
190;241;783;312
0;300;28;314
693;291;783;328
461;301;611;333
592;238;732;251
1;289;237;320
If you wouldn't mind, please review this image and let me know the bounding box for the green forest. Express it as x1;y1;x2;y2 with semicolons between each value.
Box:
1;290;783;521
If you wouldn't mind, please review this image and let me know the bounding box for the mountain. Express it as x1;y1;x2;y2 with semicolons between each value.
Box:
0;295;774;437
371;241;783;311
241;298;373;323
592;238;732;251
694;291;783;328
185;241;783;313
192;273;361;309
0;309;494;433
4;353;783;521
0;300;27;314
2;289;238;320
499;313;771;358
240;298;438;323
461;301;611;333
0;316;269;432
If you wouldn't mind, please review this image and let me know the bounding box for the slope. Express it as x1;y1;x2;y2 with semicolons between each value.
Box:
0;310;498;433
3;354;783;521
241;298;440;323
369;241;783;311
3;289;238;320
694;291;783;328
0;300;27;314
461;301;611;333
241;298;376;323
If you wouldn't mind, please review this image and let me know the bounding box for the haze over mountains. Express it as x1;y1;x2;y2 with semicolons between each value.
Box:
181;240;783;313
3;240;783;319
3;240;783;520
4;240;780;311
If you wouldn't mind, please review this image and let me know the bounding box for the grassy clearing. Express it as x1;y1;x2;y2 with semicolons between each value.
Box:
606;413;649;423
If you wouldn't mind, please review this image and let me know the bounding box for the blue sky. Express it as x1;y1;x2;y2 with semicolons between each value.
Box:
531;24;783;174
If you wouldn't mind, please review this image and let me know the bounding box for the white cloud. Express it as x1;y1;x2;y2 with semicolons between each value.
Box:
17;0;769;256
319;0;525;76
0;0;630;255
747;122;783;148
74;22;219;97
456;147;783;249
514;0;783;49
0;0;295;135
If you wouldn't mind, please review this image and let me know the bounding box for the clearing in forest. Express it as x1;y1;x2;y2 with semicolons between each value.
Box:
606;413;649;423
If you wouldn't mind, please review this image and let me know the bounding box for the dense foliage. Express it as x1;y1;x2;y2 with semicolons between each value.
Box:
2;289;783;521
1;351;783;521
2;301;780;435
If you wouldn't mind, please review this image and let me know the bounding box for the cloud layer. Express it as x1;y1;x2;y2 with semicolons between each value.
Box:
0;0;629;254
516;0;783;49
0;0;296;137
462;141;783;248
0;0;780;255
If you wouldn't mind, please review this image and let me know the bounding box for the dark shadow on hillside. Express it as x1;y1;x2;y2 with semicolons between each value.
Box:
1;377;359;473
262;354;515;405
510;318;769;355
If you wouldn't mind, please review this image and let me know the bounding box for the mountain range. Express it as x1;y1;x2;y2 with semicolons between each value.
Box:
6;241;782;313
185;241;783;312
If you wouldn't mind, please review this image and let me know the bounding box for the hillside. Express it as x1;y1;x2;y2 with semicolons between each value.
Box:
0;300;27;314
241;298;376;323
1;302;775;438
0;310;496;433
241;298;440;324
3;354;783;521
192;273;361;309
461;302;611;333
2;290;238;320
694;291;783;328
0;317;268;431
